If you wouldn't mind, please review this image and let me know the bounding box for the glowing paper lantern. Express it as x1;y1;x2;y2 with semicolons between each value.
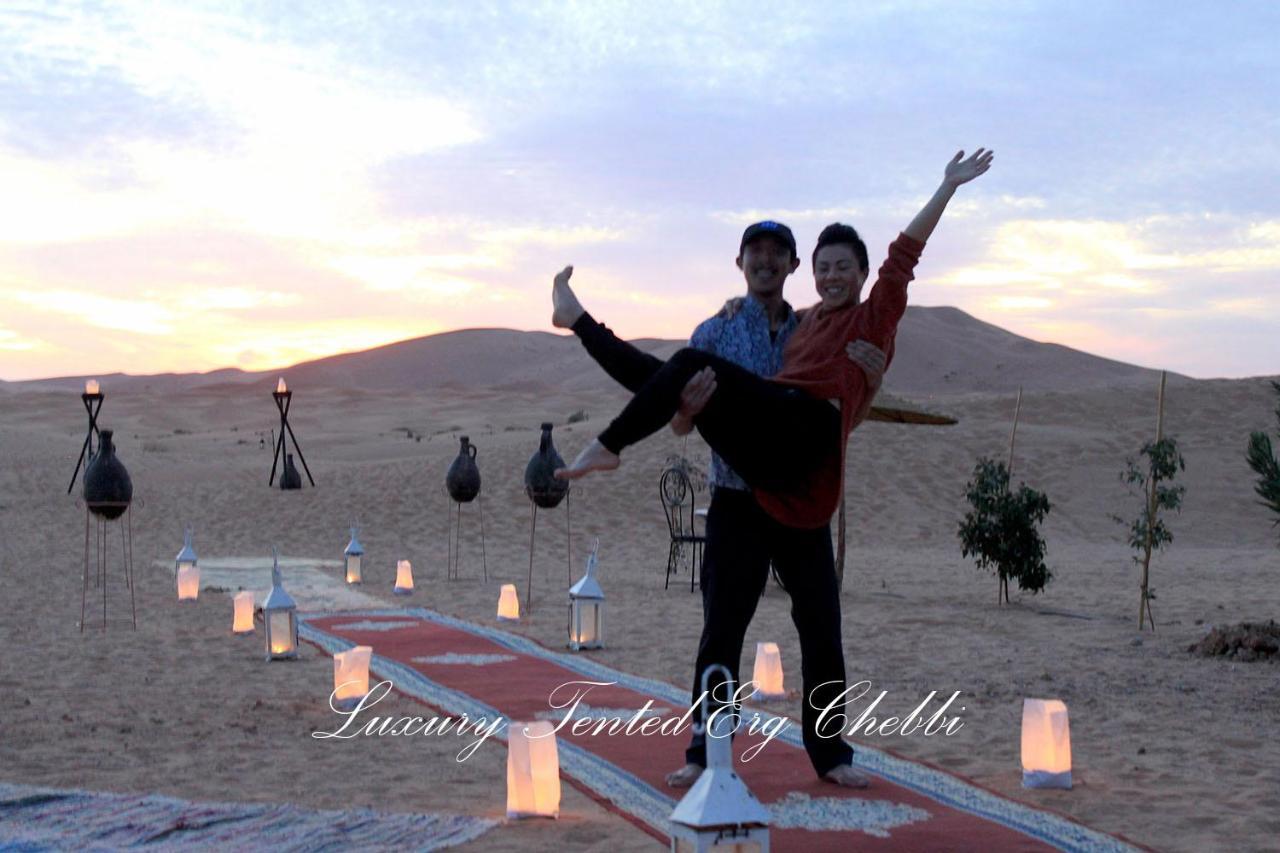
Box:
276;377;287;393
232;591;255;634
506;720;560;818
669;664;770;851
175;527;199;601
344;526;364;584
85;379;100;395
750;642;785;700
393;559;414;595
1021;698;1072;789
263;548;298;661
497;584;520;621
333;645;373;711
567;539;604;650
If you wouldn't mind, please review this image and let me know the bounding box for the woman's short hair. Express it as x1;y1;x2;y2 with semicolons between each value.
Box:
812;223;869;275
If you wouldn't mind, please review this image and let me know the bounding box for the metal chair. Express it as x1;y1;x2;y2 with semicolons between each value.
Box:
660;466;705;591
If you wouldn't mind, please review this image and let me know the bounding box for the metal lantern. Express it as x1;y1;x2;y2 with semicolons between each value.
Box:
175;527;199;601
669;664;770;852
262;548;298;661
506;720;560;818
1021;698;1072;789
344;526;364;584
567;538;604;650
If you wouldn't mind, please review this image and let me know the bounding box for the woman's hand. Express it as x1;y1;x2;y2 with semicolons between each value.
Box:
944;148;994;188
670;367;716;436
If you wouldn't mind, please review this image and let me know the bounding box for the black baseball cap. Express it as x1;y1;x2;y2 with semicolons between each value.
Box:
739;220;797;256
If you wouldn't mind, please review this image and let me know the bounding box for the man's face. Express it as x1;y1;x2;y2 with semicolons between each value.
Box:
736;236;800;298
813;243;867;310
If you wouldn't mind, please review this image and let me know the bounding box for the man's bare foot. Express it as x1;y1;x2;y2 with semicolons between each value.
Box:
555;438;620;480
665;763;704;788
824;764;871;789
551;265;585;329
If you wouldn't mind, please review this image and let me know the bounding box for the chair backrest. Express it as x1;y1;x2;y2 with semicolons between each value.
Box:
659;466;696;539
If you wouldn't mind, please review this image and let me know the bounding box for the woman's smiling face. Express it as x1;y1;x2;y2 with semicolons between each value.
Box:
813;243;867;310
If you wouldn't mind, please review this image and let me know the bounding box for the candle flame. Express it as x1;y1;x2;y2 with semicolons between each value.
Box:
276;377;287;393
85;379;99;394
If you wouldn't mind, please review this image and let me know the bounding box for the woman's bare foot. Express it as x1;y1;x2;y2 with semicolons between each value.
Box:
665;763;704;788
824;764;871;788
551;265;585;329
554;438;619;480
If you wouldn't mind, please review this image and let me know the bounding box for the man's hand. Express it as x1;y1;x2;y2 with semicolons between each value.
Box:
716;296;745;321
845;340;886;392
670;367;716;436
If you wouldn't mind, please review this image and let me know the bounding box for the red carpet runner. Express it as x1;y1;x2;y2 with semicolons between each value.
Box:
301;608;1142;852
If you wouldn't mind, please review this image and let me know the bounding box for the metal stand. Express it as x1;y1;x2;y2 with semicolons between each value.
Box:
268;390;315;487
524;489;572;614
81;502;137;632
447;494;488;582
67;392;104;494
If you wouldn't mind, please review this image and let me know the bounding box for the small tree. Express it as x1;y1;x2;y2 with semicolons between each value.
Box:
1114;437;1186;630
958;458;1052;604
1246;381;1280;533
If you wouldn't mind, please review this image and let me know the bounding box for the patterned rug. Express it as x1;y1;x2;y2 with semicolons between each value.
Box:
0;781;495;851
302;608;1145;852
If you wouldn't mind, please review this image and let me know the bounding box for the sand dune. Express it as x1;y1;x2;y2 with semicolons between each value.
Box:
6;305;1187;399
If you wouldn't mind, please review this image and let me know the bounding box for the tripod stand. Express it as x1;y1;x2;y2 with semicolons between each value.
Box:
268;389;315;487
67;390;104;494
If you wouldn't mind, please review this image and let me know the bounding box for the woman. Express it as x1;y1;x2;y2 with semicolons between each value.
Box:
555;148;993;529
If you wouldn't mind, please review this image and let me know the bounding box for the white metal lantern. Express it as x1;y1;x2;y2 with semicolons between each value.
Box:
750;643;785;700
669;664;770;852
333;645;373;710
497;584;520;621
1021;698;1072;789
393;559;414;595
262;548;299;661
506;720;560;818
232;591;255;634
344;525;364;584
567;538;604;650
175;526;198;600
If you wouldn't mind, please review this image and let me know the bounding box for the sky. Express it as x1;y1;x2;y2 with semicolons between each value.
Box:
0;1;1277;381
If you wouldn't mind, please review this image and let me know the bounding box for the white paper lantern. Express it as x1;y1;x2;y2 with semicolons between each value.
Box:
232;591;255;634
506;720;560;818
497;584;520;621
333;645;373;710
568;539;604;650
263;548;298;661
174;527;198;600
750;643;785;700
1021;698;1072;789
393;559;414;595
276;376;287;393
670;664;770;852
344;526;364;584
85;379;100;395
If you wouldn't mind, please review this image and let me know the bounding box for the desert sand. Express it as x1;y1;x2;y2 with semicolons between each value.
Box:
1;329;1278;851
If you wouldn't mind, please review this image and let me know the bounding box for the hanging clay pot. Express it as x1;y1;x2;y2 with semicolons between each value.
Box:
446;435;481;503
280;453;302;490
524;422;568;509
83;429;133;519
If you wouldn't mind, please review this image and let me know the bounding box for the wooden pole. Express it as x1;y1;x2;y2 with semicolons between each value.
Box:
1007;387;1023;477
835;497;847;589
1138;371;1167;630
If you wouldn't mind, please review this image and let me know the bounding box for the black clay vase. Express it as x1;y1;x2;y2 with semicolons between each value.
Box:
83;429;132;519
524;422;568;509
446;436;481;503
280;453;302;490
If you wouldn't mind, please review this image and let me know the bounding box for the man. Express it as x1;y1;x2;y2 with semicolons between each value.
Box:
662;220;878;789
